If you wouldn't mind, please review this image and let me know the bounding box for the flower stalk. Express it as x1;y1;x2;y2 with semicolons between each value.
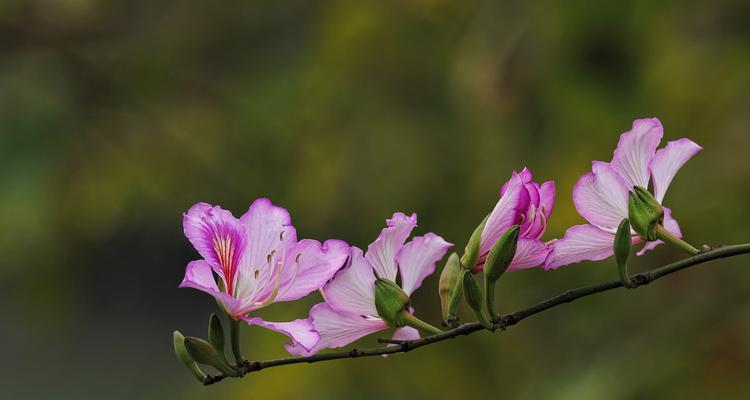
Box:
229;318;244;364
655;224;700;255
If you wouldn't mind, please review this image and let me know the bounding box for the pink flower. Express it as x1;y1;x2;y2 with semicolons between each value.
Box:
475;168;555;272
179;198;350;352
545;118;702;270
286;212;452;356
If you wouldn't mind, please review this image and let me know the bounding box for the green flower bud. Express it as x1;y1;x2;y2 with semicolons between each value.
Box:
208;314;229;365
173;330;207;383
614;218;635;288
484;225;520;284
184;336;240;377
460;214;489;273
439;253;463;323
483;225;520;317
628;186;663;241
462;271;493;330
374;278;410;327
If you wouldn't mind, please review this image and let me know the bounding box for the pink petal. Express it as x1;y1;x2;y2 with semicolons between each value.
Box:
235;198;297;305
179;260;240;315
480;172;529;257
507;238;550;271
610;118;663;188
182;202;246;291
636;207;683;255
539;181;555;220
365;212;417;281
243;316;320;352
285;303;387;356
274;239;350;302
396;233;453;295
543;224;616;270
520;204;547;240
649;138;702;203
322;247;378;317
392;326;420;341
572;161;630;229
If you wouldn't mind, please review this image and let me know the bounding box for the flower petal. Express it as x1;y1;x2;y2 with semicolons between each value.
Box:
183;202;246;290
285;303;387;356
480;172;529;257
572;161;630;229
610;118;663;188
179;260;240;315
392;326;420;341
243;317;320;352
543;225;615;270
274;239;350;302
365;212;417;281
322;247;378;317
235;198;297;305
539;181;555;220
396;233;453;295
649;138;702;203
507;239;550;271
636;207;683;255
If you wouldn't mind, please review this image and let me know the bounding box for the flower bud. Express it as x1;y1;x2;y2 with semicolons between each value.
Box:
173;330;207;383
439;253;463;323
208;314;229;365
462;271;493;330
374;278;410;327
628;186;663;241
484;225;520;284
483;225;520;318
460;215;489;273
614;218;635;288
184;336;240;377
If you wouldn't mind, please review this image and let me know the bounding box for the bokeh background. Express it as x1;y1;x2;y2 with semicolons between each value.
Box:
2;0;749;399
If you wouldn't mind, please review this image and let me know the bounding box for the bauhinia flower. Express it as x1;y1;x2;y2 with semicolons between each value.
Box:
286;212;452;356
179;198;350;352
472;168;555;272
545;118;702;270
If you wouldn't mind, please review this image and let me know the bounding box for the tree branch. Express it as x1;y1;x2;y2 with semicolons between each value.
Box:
203;243;750;385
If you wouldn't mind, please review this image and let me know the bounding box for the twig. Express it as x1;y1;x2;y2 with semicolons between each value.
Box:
204;243;750;385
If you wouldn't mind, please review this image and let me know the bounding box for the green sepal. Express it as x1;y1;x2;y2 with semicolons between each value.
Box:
173;330;208;383
374;278;410;327
628;186;663;241
184;336;240;377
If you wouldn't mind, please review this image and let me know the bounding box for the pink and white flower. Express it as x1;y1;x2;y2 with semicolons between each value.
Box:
545;118;702;270
475;168;555;272
286;212;452;356
179;198;350;352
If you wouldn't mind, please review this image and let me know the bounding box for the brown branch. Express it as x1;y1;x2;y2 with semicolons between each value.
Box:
203;243;750;385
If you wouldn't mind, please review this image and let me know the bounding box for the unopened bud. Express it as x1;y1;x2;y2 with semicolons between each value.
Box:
614;218;635;288
460;215;489;273
484;225;520;284
208;314;229;365
173;330;207;383
374;278;410;327
483;225;520;318
628;186;663;241
439;253;463;323
462;271;493;330
184;336;239;377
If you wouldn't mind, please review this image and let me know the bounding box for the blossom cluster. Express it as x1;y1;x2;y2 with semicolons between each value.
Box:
179;118;701;357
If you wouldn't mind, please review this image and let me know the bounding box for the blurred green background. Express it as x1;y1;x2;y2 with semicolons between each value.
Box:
2;0;749;399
